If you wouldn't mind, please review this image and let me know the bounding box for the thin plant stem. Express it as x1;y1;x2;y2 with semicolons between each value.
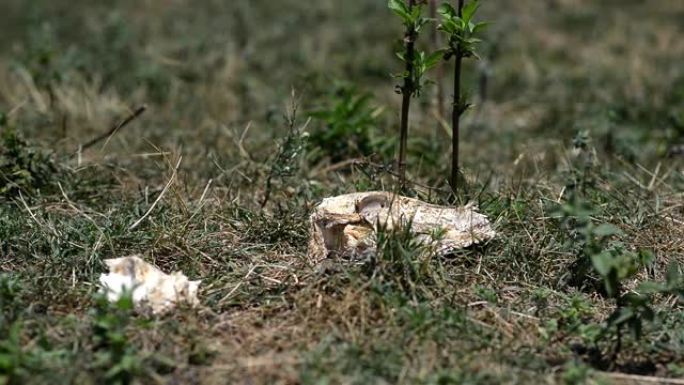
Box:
398;0;417;190
429;0;445;126
450;0;464;194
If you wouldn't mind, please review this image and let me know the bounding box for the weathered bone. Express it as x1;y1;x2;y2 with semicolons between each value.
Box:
308;192;496;263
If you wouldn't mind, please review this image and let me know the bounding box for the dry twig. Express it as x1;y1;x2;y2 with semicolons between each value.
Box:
75;105;147;155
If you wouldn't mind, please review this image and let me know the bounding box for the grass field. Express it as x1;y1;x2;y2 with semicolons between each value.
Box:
0;0;683;384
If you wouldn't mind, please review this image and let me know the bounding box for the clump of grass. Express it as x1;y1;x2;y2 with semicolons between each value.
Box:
0;120;60;199
308;83;387;163
0;321;43;384
0;275;67;385
364;219;446;299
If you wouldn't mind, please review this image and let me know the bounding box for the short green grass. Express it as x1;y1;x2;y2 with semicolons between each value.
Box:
0;0;683;384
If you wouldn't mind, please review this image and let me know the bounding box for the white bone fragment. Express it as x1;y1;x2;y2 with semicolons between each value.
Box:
99;255;200;314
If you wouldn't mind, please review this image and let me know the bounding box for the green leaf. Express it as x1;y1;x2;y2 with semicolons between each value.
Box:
424;50;446;68
593;223;623;237
438;3;457;18
388;0;408;14
388;0;412;23
637;281;666;294
472;21;490;34
454;16;466;31
411;5;421;21
415;17;432;33
438;19;458;34
636;249;655;267
591;252;614;276
462;0;480;24
0;355;14;371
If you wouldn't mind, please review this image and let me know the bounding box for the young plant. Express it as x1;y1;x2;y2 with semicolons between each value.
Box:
594;246;684;361
308;83;385;163
556;138;684;361
261;94;310;208
437;0;487;193
90;291;143;385
389;0;443;189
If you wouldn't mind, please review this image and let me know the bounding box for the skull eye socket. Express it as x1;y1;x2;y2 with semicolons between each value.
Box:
356;193;390;214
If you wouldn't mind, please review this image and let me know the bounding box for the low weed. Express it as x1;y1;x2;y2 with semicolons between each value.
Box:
260;96;311;208
89;291;143;385
556;132;684;366
308;83;388;163
0;123;60;199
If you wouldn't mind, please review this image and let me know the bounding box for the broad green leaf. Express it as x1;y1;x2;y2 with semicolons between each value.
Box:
462;0;480;24
438;3;456;18
388;0;412;23
388;0;409;14
438;19;458;34
425;50;446;68
454;16;466;30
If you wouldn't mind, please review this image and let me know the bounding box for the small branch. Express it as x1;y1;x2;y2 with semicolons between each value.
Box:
357;160;452;195
310;157;365;177
128;156;182;231
76;105;147;155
